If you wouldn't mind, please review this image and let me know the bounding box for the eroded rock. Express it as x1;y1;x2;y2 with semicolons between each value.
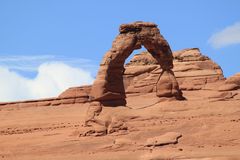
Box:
84;101;103;127
124;48;224;94
59;86;91;98
144;132;182;147
81;103;128;137
218;84;240;91
225;73;240;85
90;21;183;106
208;91;238;101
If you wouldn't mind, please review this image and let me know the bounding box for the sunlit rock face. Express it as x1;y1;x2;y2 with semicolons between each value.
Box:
90;21;182;106
124;48;225;94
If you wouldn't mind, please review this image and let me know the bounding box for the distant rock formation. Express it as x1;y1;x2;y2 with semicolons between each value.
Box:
90;21;183;106
0;86;91;108
124;48;224;94
59;85;91;102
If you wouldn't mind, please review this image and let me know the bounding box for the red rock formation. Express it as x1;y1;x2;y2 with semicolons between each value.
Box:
90;21;183;106
0;86;91;107
225;73;240;85
173;48;224;90
58;85;91;103
218;73;240;91
0;48;230;107
124;48;225;94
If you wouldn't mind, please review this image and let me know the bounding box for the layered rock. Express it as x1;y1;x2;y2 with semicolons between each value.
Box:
0;85;91;108
218;73;240;91
58;85;91;103
173;48;224;90
225;73;240;85
0;96;86;108
124;48;225;94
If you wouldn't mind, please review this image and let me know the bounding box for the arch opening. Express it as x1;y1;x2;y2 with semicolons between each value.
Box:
124;47;146;65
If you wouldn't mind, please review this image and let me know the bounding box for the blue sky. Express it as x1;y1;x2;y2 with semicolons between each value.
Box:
0;0;240;101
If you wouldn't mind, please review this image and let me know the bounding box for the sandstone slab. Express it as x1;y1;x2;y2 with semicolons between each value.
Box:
145;132;182;147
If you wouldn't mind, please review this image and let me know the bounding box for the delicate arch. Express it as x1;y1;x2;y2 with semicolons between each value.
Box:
90;22;183;106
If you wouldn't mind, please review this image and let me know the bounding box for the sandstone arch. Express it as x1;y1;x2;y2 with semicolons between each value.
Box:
90;22;183;106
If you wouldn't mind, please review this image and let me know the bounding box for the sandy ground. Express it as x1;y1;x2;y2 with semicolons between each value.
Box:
0;90;240;160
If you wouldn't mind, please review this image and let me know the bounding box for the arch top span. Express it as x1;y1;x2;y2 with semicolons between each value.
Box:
119;22;157;33
90;21;183;106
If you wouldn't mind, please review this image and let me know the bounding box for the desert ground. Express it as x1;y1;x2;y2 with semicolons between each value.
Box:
0;89;240;160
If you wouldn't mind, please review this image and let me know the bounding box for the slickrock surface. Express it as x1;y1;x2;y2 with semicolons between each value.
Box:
0;90;240;160
0;47;240;160
144;132;182;147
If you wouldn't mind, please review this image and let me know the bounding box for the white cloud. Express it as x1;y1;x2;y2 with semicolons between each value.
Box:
208;22;240;48
0;62;94;102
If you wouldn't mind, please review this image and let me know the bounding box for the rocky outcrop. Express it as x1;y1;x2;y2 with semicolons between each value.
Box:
90;21;183;106
218;73;240;91
0;86;91;108
0;97;75;108
218;84;239;91
124;48;225;94
226;73;240;85
58;85;91;102
173;48;224;90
